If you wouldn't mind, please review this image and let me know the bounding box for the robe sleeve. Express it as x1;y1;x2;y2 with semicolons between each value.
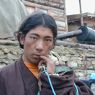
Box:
40;70;94;95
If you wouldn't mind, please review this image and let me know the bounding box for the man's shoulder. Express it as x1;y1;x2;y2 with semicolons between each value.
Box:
0;61;18;76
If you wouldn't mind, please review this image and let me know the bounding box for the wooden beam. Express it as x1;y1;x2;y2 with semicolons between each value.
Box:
0;40;18;46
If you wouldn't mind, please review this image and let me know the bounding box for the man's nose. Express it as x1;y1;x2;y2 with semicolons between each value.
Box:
35;40;44;51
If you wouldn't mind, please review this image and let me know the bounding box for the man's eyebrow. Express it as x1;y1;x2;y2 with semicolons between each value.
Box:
30;33;53;38
45;36;53;39
30;33;39;37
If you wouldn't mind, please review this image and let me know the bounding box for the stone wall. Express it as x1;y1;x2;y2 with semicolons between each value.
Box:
0;40;95;79
53;45;95;79
0;40;22;67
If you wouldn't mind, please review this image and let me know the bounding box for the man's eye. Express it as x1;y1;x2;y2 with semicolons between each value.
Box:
30;36;37;40
45;39;52;42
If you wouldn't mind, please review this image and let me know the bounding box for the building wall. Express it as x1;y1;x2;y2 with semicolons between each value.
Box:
23;0;68;32
68;17;95;31
84;18;95;29
68;24;80;31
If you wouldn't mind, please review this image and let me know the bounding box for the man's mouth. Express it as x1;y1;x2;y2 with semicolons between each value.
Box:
32;54;41;59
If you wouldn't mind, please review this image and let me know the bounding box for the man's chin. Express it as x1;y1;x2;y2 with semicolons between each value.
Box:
29;55;42;65
29;59;40;65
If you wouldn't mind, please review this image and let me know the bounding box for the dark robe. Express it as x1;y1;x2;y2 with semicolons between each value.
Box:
0;58;93;95
0;58;39;95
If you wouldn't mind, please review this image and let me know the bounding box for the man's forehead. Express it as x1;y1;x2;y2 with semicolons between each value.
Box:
27;26;54;38
29;32;53;38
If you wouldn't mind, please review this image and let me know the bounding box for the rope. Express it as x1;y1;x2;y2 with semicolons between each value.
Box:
43;70;56;95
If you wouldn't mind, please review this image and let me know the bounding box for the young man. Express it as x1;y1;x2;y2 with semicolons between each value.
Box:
0;12;93;95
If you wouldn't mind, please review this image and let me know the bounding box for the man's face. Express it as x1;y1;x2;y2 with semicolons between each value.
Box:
21;26;54;65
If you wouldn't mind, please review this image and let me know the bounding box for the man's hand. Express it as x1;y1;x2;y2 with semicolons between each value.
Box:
39;56;55;74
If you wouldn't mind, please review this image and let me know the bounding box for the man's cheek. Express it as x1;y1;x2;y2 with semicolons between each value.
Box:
44;50;50;55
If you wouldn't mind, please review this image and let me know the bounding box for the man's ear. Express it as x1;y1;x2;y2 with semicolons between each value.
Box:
20;34;25;45
16;32;25;46
14;32;25;48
